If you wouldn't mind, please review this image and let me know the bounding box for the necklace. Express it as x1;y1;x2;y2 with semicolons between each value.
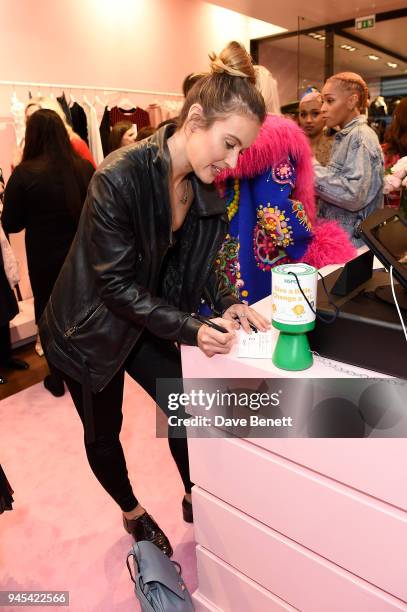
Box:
226;178;240;221
178;179;189;205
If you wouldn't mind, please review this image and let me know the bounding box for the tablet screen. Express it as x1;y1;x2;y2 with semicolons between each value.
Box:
372;215;407;267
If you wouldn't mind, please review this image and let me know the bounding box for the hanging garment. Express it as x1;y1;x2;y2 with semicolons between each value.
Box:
161;100;183;120
70;102;89;145
57;93;73;127
0;465;14;514
99;106;111;156
10;92;25;146
99;105;150;156
147;103;164;128
109;106;150;129
82;100;104;166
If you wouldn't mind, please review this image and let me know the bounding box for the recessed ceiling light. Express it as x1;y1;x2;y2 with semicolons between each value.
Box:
367;54;380;61
387;62;398;68
308;32;325;41
340;44;357;52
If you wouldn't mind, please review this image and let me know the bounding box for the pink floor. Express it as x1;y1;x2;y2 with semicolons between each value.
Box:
0;375;197;611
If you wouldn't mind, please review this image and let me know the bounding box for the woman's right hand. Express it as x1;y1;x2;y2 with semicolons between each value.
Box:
197;318;237;358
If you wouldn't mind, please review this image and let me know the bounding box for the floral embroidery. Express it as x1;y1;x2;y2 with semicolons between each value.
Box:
270;159;295;188
253;225;292;271
256;204;294;248
252;204;294;271
214;234;243;299
291;199;312;230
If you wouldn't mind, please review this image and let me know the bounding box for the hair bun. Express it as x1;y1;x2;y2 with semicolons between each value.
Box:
209;41;256;84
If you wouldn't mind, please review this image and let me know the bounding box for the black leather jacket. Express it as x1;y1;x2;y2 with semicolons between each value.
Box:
39;124;238;393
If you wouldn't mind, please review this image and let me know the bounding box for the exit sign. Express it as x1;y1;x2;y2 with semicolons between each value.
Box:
355;14;376;30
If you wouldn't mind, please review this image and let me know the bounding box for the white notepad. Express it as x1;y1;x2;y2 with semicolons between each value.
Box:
237;329;273;358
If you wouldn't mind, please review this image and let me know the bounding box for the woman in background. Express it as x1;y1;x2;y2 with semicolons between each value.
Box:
2;110;94;396
315;72;384;246
299;91;334;166
13;97;96;169
108;122;155;152
108;120;136;152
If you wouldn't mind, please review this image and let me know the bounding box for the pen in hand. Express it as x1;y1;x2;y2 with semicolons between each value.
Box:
232;315;258;333
193;314;229;333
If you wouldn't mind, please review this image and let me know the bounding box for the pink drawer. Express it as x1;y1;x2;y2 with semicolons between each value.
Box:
182;346;274;379
193;592;220;612
246;439;407;511
189;437;407;600
193;487;407;612
195;545;296;611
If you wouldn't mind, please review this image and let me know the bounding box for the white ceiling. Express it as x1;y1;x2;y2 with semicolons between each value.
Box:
207;0;407;31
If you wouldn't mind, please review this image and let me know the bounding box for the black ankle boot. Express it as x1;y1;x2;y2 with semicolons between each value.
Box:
43;374;65;397
123;512;173;557
182;496;193;523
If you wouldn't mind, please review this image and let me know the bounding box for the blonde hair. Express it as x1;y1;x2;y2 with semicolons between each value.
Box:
209;41;256;81
327;72;369;111
177;41;265;128
27;96;74;138
299;91;323;107
254;65;281;114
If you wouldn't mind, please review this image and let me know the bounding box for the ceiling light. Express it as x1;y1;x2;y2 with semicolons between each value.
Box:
340;44;357;52
386;62;398;68
367;54;380;61
308;32;325;41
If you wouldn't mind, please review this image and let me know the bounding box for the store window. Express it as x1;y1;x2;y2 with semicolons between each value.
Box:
253;9;407;134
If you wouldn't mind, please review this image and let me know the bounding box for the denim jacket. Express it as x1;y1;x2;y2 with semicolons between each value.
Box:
315;116;384;246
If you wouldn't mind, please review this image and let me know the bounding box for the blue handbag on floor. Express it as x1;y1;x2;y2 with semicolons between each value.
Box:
126;540;194;611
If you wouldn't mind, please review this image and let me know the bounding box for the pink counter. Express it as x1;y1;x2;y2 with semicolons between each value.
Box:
181;277;407;611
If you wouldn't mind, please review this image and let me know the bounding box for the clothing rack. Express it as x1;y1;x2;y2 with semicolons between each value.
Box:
0;79;183;98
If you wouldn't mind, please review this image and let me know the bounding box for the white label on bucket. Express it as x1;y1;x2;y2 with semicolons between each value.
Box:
272;265;317;325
